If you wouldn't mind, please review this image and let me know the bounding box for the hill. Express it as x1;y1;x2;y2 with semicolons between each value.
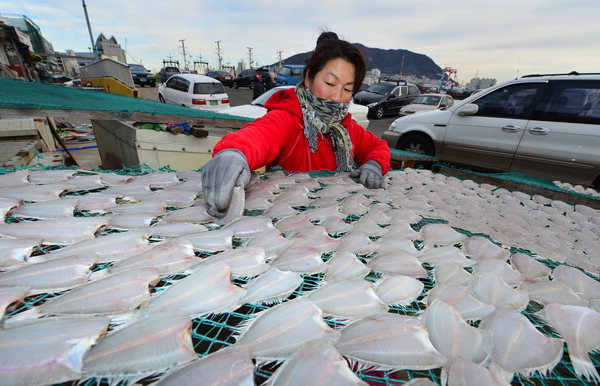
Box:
274;42;443;79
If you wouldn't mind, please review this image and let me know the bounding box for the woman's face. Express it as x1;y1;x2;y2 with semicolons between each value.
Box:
304;58;355;103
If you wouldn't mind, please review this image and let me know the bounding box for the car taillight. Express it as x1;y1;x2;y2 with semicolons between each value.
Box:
222;98;229;104
255;72;261;79
192;99;207;105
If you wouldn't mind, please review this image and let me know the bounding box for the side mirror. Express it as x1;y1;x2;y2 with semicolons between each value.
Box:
457;103;479;116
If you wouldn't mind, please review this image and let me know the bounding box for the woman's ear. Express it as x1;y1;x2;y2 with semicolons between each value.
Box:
303;69;310;88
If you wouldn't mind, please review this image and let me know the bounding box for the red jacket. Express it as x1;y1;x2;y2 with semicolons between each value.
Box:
214;88;391;174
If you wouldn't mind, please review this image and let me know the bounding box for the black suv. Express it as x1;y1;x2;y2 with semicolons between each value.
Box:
353;80;421;119
158;66;181;83
206;70;234;88
232;67;270;89
129;64;156;87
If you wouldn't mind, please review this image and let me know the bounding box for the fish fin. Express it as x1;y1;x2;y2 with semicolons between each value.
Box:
345;356;389;373
571;355;600;382
254;358;285;368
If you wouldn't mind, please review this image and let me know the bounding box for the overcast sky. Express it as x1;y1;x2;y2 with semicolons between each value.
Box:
3;0;599;84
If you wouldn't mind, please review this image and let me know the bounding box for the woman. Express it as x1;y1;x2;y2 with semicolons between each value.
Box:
202;38;391;218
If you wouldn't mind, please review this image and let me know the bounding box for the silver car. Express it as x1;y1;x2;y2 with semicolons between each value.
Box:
383;73;600;187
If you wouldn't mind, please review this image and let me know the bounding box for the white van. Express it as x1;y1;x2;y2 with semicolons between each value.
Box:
158;74;230;111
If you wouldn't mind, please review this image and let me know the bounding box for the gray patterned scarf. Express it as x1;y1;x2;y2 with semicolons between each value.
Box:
295;83;354;171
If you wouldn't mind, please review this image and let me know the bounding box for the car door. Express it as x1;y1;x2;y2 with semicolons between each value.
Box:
177;77;191;106
440;82;546;170
511;80;600;185
162;76;180;104
386;86;402;113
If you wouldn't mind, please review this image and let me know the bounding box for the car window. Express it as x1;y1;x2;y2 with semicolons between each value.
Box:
408;85;420;96
166;77;179;89
193;82;226;94
278;67;292;76
532;81;600;124
366;83;395;95
291;67;304;75
473;83;544;119
392;87;400;97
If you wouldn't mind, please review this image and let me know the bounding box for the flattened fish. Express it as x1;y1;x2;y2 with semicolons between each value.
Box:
0;218;108;245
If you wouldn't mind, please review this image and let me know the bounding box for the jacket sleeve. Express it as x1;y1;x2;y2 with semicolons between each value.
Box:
213;110;300;171
346;118;391;175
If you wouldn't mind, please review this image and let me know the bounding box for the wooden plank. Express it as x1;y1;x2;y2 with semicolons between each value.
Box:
47;116;78;167
33;118;56;151
0;108;249;131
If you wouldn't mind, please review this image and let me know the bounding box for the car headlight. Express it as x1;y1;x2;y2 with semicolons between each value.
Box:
367;102;378;108
390;121;397;130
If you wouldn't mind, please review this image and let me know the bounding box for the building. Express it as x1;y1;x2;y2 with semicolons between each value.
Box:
95;34;126;63
0;19;37;80
468;77;497;90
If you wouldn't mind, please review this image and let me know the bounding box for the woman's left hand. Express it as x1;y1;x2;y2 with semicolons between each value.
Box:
350;160;384;189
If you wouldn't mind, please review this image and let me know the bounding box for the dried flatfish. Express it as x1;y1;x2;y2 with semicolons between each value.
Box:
432;262;474;285
472;259;523;286
303;205;345;223
336;231;375;255
0;238;40;268
0;183;68;201
374;237;419;255
235;297;338;360
33;229;150;264
27;169;76;184
143;263;245;318
244;227;291;257
11;198;78;219
288;224;339;252
389;208;422;224
0;197;21;219
426;283;495;320
109;239;198;275
308;278;387;319
0;217;108;245
108;213;158;230
0;316;109;385
156;346;254;386
445;357;510;386
419;246;475;267
180;228;234;252
510;253;551;279
270;186;312;206
324;251;370;281
83;311;197;379
270;246;326;274
0;169;29;188
134;189;197;208
0;285;29;320
108;200;167;215
264;201;298;218
195;246;269;277
420;223;466;248
335;313;445;370
350;219;388;237
149;221;208;238
423;299;493;364
223;215;275;237
241;267;303;305
480;309;563;379
0;255;96;293
161;205;213;223
216;185;245;225
374;274;424;306
268;338;367;385
321;216;354;234
470;273;529;311
535;303;600;382
367;250;427;278
340;194;369;216
383;221;419;239
551;265;600;301
274;213;312;233
520;278;588;307
462;236;510;260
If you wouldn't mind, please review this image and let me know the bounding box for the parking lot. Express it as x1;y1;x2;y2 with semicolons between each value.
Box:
137;85;394;139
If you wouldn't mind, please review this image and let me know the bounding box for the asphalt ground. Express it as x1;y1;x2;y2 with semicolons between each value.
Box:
137;85;395;139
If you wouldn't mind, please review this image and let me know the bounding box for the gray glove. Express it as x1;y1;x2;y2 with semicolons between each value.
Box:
350;160;384;189
202;149;251;218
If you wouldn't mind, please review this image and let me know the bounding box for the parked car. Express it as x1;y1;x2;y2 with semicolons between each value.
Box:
382;73;600;187
399;94;454;116
275;64;305;86
128;64;155;87
158;66;180;83
206;70;234;87
232;67;270;89
353;81;421;119
157;74;230;111
218;85;370;129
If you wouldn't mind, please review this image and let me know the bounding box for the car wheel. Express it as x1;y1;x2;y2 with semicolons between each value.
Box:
232;82;238;89
397;133;435;156
159;94;165;103
374;106;385;120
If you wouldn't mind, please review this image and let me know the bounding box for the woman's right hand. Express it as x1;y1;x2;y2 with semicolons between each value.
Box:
202;149;250;218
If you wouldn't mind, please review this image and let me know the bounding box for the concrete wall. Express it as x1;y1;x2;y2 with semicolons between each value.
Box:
79;57;134;87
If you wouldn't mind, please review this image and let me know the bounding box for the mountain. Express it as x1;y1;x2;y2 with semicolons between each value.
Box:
275;43;443;79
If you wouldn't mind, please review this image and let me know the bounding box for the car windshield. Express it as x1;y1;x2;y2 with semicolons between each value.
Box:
193;82;226;94
366;83;395;95
129;64;148;72
412;95;441;106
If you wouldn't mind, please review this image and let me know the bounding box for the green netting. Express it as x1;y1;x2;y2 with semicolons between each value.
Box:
0;78;252;122
390;148;438;160
2;165;599;385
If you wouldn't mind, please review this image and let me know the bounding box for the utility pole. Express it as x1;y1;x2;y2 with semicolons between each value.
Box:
215;40;223;70
247;47;253;69
277;50;283;70
81;0;99;59
399;53;405;80
180;39;188;70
